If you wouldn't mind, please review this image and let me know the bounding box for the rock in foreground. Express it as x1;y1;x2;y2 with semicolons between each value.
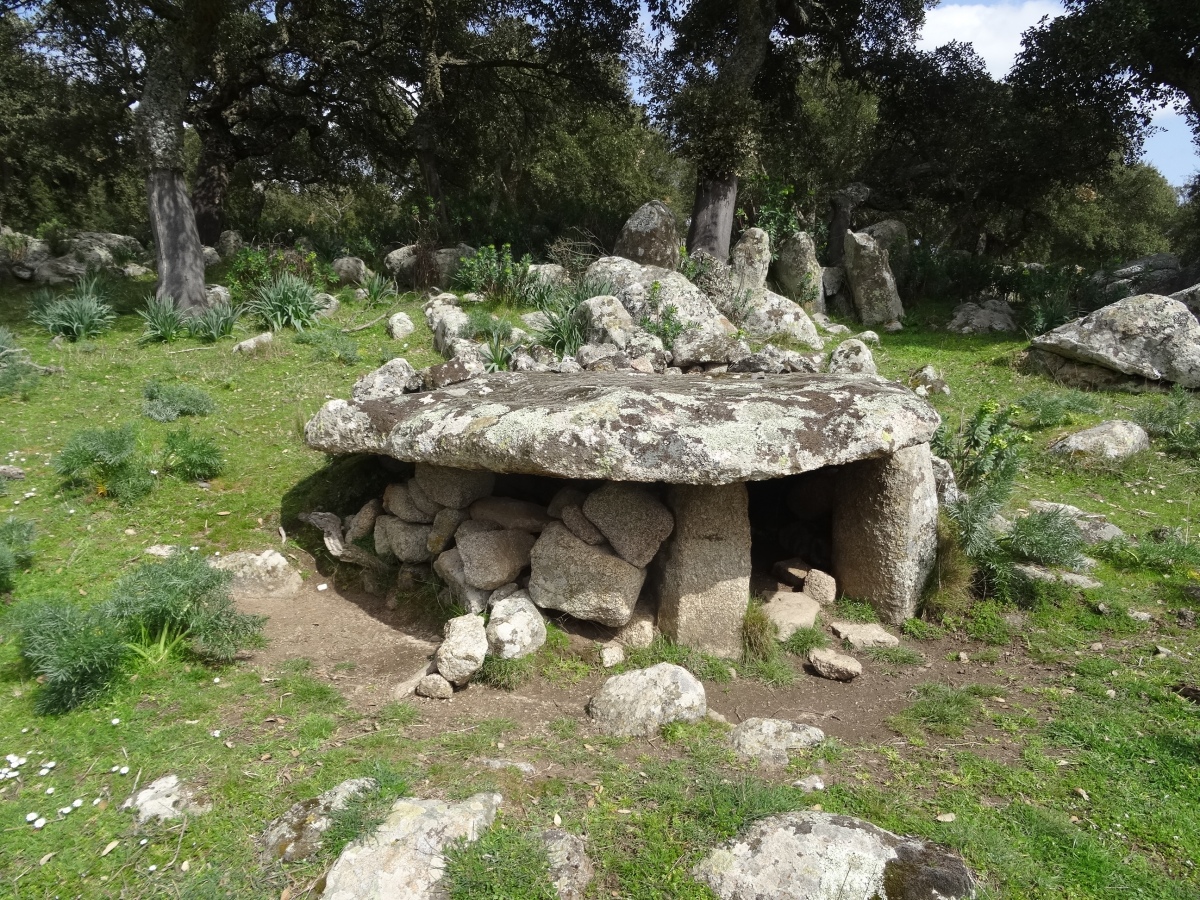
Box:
587;663;706;737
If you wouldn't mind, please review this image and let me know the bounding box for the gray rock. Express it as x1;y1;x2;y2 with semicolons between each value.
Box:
762;592;821;639
948;297;1017;334
528;522;646;626
613;201;680;270
125;774;210;824
423;355;485;391
315;292;339;318
577;343;630;371
615;600;659;649
581;295;637;349
387;313;415;340
808;648;862;681
489;583;521;605
547;486;588;518
693;810;977;900
831;622;899;649
863;220;910;274
529;263;569;287
582;483;674;568
202;245;221;267
333;256;371;285
930;455;960;505
384;482;438;524
654;483;751;659
843;232;904;327
584;256;736;343
1014;564;1101;590
730;228;772;292
729;718;824;767
832;444;938;624
1051;420;1149;460
0;465;26;480
561;504;606;545
469;496;552;533
433;549;491;613
414;463;495;509
352;357;424;402
773;232;824;311
405;477;443;516
599;643;626;667
427;507;469;555
345;497;384;544
804;569;837;606
486;592;546;659
1030;294;1200;387
205;284;232;306
456;528;536;590
670;325;751;369
740;289;824;349
587;663;706;737
424;295;470;357
456;518;501;538
542;829;594;900
828;339;877;376
322;793;502;900
261;778;377;861
794;775;825;792
232;332;273;355
375;515;433;563
210;549;301;598
909;365;950;397
435;614;488;685
416;673;455;699
1026;500;1124;544
217;230;244;259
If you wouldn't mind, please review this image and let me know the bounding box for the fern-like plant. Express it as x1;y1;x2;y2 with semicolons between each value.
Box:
0;517;35;592
143;381;215;422
138;295;187;343
161;427;225;481
56;423;154;501
248;272;322;331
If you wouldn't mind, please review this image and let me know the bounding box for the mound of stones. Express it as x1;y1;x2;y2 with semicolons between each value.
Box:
1;227;154;283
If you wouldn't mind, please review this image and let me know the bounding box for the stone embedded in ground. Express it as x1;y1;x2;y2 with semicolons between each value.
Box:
613;200;681;270
321;792;502;900
582;483;675;568
375;515;433;564
948;297;1017;334
615;600;659;649
577;343;630;372
387;312;415;340
1014;564;1101;590
843;231;904;327
455;528;535;591
352;357;424;403
740;289;825;349
433;549;491;614
0;465;26;480
669;324;750;369
261;777;378;861
1026;500;1124;544
232;332;273;354
306;372;939;485
125;774;210;824
829;339;877;376
599;643;626;668
416;673;455;699
1030;294;1200;388
211;549;302;598
469;496;552;533
794;774;825;792
427;507;469;555
808;647;862;681
832;443;938;624
435;615;488;685
729;718;825;767
831;622;899;649
541;828;595;900
587;663;706;737
909;364;950;397
654;483;751;659
383;482;438;524
692;810;977;900
414;463;496;509
1050;420;1149;460
486;592;547;659
762;592;821;639
528;522;645;626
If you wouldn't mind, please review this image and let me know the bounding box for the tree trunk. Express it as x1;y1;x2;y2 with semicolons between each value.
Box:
826;183;870;267
192;133;231;247
687;174;740;260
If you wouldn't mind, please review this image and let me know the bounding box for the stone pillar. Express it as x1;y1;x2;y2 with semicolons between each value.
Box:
831;443;938;624
653;483;751;659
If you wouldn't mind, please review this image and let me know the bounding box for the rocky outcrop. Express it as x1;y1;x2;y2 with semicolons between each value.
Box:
260;778;377;861
1050;420;1149;460
828;339;877;376
332;256;371;285
729;718;824;767
613;201;681;270
948;298;1017;334
729;228;771;293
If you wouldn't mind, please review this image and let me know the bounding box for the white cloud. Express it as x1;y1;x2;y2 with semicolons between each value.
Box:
917;1;1062;78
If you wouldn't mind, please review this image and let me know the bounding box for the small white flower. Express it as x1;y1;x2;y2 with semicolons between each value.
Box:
59;806;71;815
45;787;54;795
69;509;76;514
317;583;328;591
33;817;46;829
111;766;119;773
210;730;221;738
25;812;38;822
148;865;157;872
140;838;148;846
21;728;28;733
72;798;82;808
212;677;220;683
119;766;129;775
38;768;48;776
45;761;55;769
92;798;101;806
111;718;120;725
190;546;199;551
150;469;159;475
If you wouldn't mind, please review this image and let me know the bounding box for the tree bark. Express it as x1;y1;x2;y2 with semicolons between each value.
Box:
687;174;740;261
826;183;870;267
192;132;232;247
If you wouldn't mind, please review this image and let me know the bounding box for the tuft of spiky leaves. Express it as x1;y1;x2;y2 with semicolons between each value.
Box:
29;277;116;340
1018;390;1100;429
781;625;827;656
361;272;399;307
741;600;778;663
294;328;360;364
1003;509;1085;568
187;302;241;342
138;295;188;343
143;381;216;422
247;272;322;331
1135;386;1200;459
1094;531;1200;575
0;517;36;592
481;332;513;372
55;423;153;501
161;427;224;481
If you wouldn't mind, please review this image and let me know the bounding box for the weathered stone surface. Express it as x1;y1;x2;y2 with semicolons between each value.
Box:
831;622;899;649
828;339;877;376
436;615;488;685
730;228;772;292
730;344;820;375
456;529;535;590
773;232;824;311
547;486;588;518
613;201;680;270
433;549;491;613
654;483;751;659
486;592;546;659
427;507;469;555
469;496;552;533
585;257;735;341
384;482;438;524
582;483;674;568
414;463;495;509
542;829;594;900
529;263;569;287
863;220;910;273
332;256;371;285
729;718;824;767
346;497;384;544
670;326;751;368
322;793;501;900
211;549;301;598
762;591;821;639
352;358;424;404
804;569;837;606
387;313;415;340
1027;500;1124;544
808;648;862;681
587;663;706;737
832;444;938;624
424;355;485;391
1014;564;1101;590
416;673;455;699
948;297;1017;334
232;332;273;354
561;504;606;545
615;599;659;649
126;774;210;824
375;515;433;563
693;810;977;900
581;295;638;349
528;522;645;626
844;232;904;327
306;373;941;486
741;289;824;349
1030;294;1200;387
261;778;377;861
930;455;960;505
577;343;630;371
1050;420;1149;460
909;364;950;398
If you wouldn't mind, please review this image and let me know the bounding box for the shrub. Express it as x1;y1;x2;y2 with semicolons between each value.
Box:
0;517;35;592
226;246;334;302
143;381;215;422
0;327;41;398
361;272;399;307
187;302;241;342
545;231;605;278
138;295;188;343
454;244;535;304
1094;531;1200;575
1003;509;1085;569
1018;390;1100;429
933;401;1027;497
247;272;322;331
161;427;225;481
461;309;514;342
481;332;513;373
1135;386;1200;459
895;683;984;737
56;423;154;501
29;277;116;340
782;626;827;656
638;281;685;346
536;300;586;359
294;328;360;364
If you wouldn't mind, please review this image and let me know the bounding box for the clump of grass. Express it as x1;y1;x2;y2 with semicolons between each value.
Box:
782;626;827;656
443;823;558;900
1094;532;1200;575
1005;509;1085;569
894;683;987;737
55;423;154;502
161;427;225;481
294;328;360;364
481;332;514;372
1018;390;1100;429
965;600;1013;645
29;277;116;340
741;601;778;662
478;654;537;690
0;326;41;397
138;295;188;343
865;645;925;666
902;618;945;640
1135;386;1200;459
247;272;322;331
834;597;879;623
143;380;215;422
537;623;591;685
0;517;36;592
626;636;733;684
187;301;241;342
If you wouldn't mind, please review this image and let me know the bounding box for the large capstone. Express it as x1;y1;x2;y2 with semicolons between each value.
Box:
305;372;940;485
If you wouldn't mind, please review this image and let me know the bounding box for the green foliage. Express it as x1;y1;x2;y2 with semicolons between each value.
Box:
226;246;333;304
294;328;360;364
186;302;241;342
736;175;801;255
461;309;514;343
1018;390;1100;429
55;423;153;501
901;618;945;640
1004;509;1086;569
361;272;399;307
143;381;215;422
477;654;536;691
1094;532;1200;575
444;824;557;900
740;601;778;663
454;245;535;304
535;297;586;359
1135;386;1200;459
161;427;225;481
865;645;924;666
933;401;1027;496
894;682;985;736
833;597;879;623
248;272;322;331
29;277;116;340
137;295;187;343
781;626;827;656
0;516;35;592
481;332;514;373
0;326;41;398
638;282;685;346
626;637;733;684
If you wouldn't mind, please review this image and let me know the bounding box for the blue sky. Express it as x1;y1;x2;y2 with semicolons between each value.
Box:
916;0;1198;187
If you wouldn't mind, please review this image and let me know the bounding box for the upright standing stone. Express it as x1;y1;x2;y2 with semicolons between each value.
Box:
832;444;937;624
613;201;681;270
653;483;751;659
773;232;825;312
843;232;904;327
729;227;771;292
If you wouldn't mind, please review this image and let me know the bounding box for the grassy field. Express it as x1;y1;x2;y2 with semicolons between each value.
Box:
0;273;1198;899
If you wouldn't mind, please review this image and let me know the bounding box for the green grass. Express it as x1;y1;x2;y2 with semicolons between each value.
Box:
865;645;925;666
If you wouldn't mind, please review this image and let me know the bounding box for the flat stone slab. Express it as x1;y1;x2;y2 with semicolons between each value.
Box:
305;372;939;485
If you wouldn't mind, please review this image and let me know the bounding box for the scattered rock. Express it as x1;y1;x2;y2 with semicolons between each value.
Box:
947;297;1017;334
804;569;837;606
1027;500;1124;544
375;515;433;563
615;601;659;649
125;774;210;824
528;522;646;627
794;774;825;793
599;643;625;668
808;648;862;682
143;544;177;558
830;622;899;649
828;339;877;376
909;365;950;396
761;592;821;639
930;455;961;505
332;256;371;285
321;793;502;900
729;718;824;767
613;201;681;270
0;465;26;480
541;829;595;900
581;295;638;349
261;778;378;861
387;313;415;340
353;357;424;402
435;615;488;685
232;332;273;355
582;483;674;568
433;548;491;614
423;355;485;390
210;549;302;598
1050;420;1149;460
485;592;546;659
1013;564;1101;590
416;674;455;699
587;663;706;737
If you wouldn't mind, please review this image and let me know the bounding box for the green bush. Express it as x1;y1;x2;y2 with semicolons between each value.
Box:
638;281;685;346
461;309;514;343
1094;531;1200;575
138;295;188;343
1004;509;1085;569
187;302;241;342
1018;390;1100;429
294;328;360;364
0;517;35;592
933;401;1028;497
454;244;535;304
226;246;334;303
481;332;513;373
1135;387;1200;459
247;272;322;331
161;427;225;481
143;381;216;422
781;625;827;656
55;423;154;501
29;277;116;340
0;326;41;398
